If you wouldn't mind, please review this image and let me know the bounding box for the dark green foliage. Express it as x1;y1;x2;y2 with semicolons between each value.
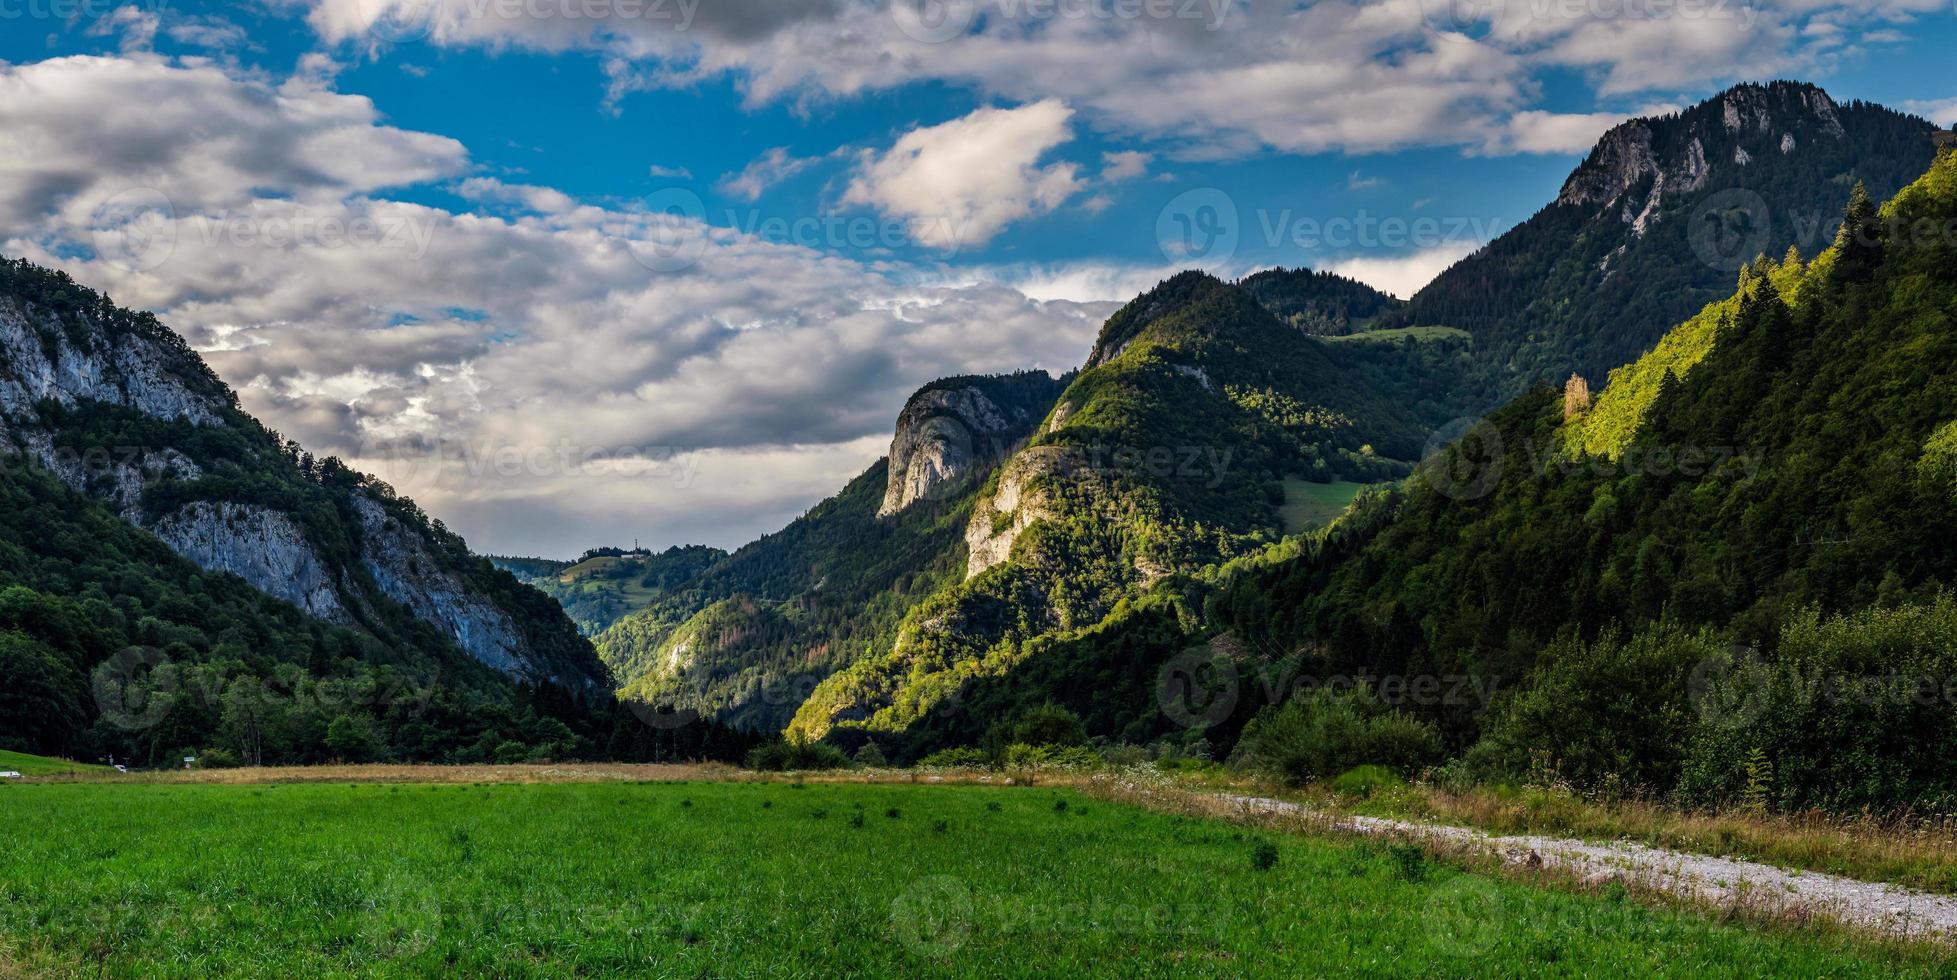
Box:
1010;703;1087;747
1239;267;1402;336
744;736;851;772
1251;840;1279;871
1231;687;1443;785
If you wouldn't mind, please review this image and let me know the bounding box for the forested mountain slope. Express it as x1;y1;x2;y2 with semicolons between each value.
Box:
1391;81;1938;398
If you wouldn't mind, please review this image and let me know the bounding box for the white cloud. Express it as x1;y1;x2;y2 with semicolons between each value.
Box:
1347;170;1383;190
0;55;1109;555
1904;97;1957;127
844;101;1084;249
300;0;1947;160
717;147;823;201
1324;242;1479;300
648;164;693;179
1100;150;1151;182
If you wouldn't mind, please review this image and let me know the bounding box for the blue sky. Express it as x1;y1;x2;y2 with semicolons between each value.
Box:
0;0;1953;555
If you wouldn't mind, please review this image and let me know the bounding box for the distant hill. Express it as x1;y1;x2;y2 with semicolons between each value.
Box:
491;546;726;636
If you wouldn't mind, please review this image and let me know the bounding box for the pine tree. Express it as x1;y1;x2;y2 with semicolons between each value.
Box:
1833;181;1883;283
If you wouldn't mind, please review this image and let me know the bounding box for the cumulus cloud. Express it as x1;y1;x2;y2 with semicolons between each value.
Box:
1325;242;1480;300
0;55;1110;555
844;100;1084;249
300;0;1943;160
717;147;824;201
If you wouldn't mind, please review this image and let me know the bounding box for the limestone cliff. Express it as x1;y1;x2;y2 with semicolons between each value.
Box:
0;260;603;686
877;371;1065;518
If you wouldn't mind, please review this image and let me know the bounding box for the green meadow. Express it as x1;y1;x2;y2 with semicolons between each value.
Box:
0;749;108;776
0;780;1943;977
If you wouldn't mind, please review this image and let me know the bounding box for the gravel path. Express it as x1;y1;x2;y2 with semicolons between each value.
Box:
1224;795;1957;940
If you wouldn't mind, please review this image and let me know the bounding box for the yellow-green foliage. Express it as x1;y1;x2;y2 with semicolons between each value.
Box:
1563;249;1819;459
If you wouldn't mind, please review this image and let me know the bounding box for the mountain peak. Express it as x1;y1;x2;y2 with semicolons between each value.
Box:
1557;81;1846;210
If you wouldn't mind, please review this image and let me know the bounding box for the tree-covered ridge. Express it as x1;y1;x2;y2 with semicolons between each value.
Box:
786;272;1452;743
0;456;762;767
1239;266;1404;336
491;545;728;636
1389;81;1940;401
593;457;978;731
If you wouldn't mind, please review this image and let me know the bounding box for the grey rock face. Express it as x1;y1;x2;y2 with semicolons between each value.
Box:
0;291;565;680
151;502;352;622
878;382;1049;518
350;496;530;675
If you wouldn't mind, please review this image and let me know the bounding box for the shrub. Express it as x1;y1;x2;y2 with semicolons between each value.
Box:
1328;765;1404;799
195;748;240;770
852;742;888;768
918;746;991;769
1251;841;1279;871
1012;703;1087;747
1231;686;1440;785
745;736;851;772
1464;625;1715;794
324;714;386;764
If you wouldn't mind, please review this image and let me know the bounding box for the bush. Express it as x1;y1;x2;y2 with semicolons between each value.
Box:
1465;625;1717;794
1012;704;1087;747
1677;598;1957;811
918;746;991;768
853;742;888;767
195;748;241;770
1328;765;1404;799
1231;686;1440;785
324;714;386;764
745;736;851;772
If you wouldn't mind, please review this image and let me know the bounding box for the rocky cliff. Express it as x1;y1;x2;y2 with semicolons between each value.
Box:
877;371;1065;517
0;259;605;687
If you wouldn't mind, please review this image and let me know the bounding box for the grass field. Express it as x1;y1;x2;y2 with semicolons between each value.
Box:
0;779;1945;977
1318;326;1473;345
1278;479;1382;533
0;749;109;776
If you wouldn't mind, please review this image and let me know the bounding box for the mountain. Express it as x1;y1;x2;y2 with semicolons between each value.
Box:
1390;80;1939;399
928;150;1957;807
591;371;1067;731
786;271;1452;743
0;258;736;767
491;545;727;636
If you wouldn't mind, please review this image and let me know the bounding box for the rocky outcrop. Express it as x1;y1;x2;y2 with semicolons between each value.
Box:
964;445;1074;578
1558;121;1659;209
350;495;530;676
877;373;1062;518
151;502;351;622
